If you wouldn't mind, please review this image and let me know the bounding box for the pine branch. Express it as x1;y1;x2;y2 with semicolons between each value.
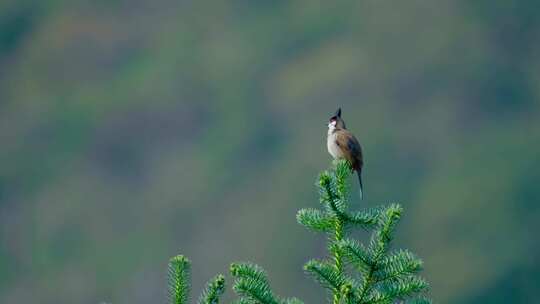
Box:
361;289;391;304
168;255;191;304
316;160;355;304
296;208;335;232
233;278;278;304
339;281;364;304
304;259;346;293
281;297;305;304
339;282;355;304
357;204;404;303
378;275;429;300
230;262;269;285
375;250;423;283
198;274;226;304
231;262;278;304
333;159;351;200
318;171;346;215
230;298;254;304
343;208;381;229
331;214;345;279
368;204;403;261
339;238;372;274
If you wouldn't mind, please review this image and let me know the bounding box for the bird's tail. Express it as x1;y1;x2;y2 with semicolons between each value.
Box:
357;170;363;200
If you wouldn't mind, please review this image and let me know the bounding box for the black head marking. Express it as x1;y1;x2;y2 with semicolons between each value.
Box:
329;108;342;122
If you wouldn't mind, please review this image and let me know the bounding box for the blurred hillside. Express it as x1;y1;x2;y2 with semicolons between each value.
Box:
1;1;540;303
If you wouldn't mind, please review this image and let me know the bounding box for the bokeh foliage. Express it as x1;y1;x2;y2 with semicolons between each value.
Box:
1;1;539;303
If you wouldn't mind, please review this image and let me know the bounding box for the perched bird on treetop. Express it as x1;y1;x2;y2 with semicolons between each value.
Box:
326;108;364;199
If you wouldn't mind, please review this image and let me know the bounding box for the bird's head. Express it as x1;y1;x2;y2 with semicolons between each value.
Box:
328;108;346;131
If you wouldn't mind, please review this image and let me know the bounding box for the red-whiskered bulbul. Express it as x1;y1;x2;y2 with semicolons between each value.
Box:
327;108;364;199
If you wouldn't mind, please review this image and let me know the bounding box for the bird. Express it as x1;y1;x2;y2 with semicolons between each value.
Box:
326;108;364;199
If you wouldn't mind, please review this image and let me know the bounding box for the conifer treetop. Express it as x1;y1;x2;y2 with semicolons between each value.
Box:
168;160;431;304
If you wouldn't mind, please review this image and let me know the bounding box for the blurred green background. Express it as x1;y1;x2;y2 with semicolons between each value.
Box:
1;1;539;303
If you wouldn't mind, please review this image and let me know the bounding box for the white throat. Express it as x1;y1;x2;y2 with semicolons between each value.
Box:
327;121;337;134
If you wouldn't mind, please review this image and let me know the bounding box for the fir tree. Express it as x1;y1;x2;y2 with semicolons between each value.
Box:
168;160;431;304
298;160;430;304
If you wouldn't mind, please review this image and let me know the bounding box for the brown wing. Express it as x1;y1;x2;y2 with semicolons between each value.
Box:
335;130;363;171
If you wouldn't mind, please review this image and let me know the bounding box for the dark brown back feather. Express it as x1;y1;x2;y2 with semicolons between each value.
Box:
334;130;363;171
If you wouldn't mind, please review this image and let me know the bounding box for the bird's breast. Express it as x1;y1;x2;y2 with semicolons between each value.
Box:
327;133;344;159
